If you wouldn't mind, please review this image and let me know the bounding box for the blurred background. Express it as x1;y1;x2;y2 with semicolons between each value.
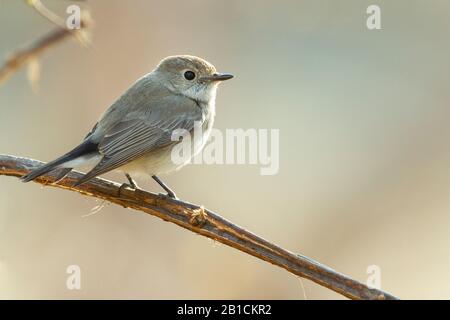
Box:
1;0;450;299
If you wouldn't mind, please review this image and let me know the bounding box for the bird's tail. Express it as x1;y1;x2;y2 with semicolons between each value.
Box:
21;140;98;183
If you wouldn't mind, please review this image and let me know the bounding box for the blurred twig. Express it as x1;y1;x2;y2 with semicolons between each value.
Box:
27;0;67;29
0;154;399;300
0;4;91;87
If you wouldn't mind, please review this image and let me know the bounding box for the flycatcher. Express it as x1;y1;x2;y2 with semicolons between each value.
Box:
21;55;233;198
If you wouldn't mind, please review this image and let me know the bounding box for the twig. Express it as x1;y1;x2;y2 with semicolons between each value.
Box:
27;0;67;29
0;155;398;300
0;16;90;87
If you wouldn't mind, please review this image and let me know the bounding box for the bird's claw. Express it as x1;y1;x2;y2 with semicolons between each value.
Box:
167;190;177;199
159;191;177;200
118;182;137;197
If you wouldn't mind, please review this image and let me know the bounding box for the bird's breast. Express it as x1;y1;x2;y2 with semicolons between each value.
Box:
121;101;215;177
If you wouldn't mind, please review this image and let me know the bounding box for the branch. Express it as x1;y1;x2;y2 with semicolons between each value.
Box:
28;0;68;29
0;14;91;87
0;155;398;300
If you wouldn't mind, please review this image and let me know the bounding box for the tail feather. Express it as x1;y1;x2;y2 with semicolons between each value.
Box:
21;140;98;183
53;167;73;182
21;159;64;182
72;171;97;187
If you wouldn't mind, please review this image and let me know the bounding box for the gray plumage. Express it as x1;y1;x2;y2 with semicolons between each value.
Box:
21;55;233;191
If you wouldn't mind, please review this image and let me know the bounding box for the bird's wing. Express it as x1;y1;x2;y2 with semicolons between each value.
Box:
74;97;202;185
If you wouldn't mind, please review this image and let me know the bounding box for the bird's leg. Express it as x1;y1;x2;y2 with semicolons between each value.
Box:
125;173;138;189
118;173;138;196
152;175;177;199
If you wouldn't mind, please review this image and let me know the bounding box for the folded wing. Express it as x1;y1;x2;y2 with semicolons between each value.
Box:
74;98;201;186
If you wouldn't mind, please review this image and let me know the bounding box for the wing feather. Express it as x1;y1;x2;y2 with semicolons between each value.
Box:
74;99;201;186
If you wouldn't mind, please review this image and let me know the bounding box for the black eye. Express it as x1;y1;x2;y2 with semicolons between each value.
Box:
184;71;196;80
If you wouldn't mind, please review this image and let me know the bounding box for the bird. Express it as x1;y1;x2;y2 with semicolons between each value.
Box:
21;55;233;199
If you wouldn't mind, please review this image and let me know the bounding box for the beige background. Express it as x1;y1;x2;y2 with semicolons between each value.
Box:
1;0;450;299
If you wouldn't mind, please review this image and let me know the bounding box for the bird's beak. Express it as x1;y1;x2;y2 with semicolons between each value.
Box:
200;73;234;82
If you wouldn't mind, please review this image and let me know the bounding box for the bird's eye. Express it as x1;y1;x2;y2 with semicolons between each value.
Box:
184;71;196;80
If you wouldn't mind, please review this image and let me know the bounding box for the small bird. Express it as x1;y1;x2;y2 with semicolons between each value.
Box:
21;55;233;198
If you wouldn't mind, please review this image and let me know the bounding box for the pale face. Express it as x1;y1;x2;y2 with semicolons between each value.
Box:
155;55;233;103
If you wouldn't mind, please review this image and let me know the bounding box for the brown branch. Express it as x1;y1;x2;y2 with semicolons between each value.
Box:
0;155;398;300
0;15;90;87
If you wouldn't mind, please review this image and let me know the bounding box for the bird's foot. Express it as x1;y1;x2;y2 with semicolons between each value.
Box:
117;182;138;197
159;190;178;200
166;190;177;199
151;175;177;199
117;173;140;197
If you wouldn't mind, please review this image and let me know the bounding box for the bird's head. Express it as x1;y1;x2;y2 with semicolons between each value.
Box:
154;55;233;103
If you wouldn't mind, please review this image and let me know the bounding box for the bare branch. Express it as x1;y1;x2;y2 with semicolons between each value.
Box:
0;155;398;300
27;0;67;29
0;15;90;87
